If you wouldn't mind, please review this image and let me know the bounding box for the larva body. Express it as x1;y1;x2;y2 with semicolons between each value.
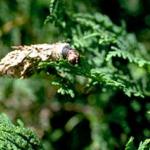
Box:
0;43;79;78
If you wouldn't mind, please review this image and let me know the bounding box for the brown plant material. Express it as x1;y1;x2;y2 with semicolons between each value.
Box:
0;43;79;78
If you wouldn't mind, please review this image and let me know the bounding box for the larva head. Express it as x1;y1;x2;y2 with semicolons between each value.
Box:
66;49;79;64
62;44;79;65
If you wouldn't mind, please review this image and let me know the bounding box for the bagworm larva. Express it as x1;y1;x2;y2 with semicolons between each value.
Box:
0;43;79;78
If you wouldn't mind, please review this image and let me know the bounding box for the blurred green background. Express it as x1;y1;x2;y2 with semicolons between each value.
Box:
0;0;150;150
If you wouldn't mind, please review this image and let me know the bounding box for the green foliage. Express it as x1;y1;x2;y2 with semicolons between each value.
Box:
0;113;43;150
106;47;150;67
138;139;150;150
43;0;150;98
125;137;136;150
125;137;150;150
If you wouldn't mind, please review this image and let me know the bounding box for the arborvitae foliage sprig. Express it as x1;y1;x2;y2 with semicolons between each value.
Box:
44;0;150;97
125;137;150;150
0;113;43;150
